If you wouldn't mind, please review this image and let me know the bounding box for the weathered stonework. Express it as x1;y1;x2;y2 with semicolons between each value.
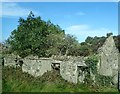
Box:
97;36;119;85
22;56;52;77
60;60;78;83
60;57;87;83
22;56;87;83
3;54;20;67
3;35;119;85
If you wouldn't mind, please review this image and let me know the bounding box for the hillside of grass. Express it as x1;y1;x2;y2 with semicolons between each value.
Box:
2;66;119;92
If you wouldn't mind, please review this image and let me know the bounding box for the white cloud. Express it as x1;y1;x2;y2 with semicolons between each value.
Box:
65;24;115;42
76;12;85;16
1;3;40;17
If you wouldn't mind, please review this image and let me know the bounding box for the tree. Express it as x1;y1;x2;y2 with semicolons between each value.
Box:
106;32;113;37
85;36;93;44
113;35;120;52
63;34;78;56
46;33;65;56
6;12;64;57
7;11;113;58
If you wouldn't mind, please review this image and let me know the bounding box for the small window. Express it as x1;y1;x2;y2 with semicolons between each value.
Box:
51;63;60;70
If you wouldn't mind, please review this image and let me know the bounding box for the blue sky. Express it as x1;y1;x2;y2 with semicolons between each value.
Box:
1;2;118;42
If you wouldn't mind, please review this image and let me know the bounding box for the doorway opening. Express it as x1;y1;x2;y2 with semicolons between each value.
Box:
77;66;88;83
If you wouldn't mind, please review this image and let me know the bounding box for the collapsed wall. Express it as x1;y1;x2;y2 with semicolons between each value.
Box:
2;54;87;84
22;56;87;84
2;36;119;85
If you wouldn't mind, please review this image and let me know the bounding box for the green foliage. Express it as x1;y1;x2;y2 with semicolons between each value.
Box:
85;55;98;75
106;32;113;38
84;33;119;56
5;11;119;57
6;11;65;58
96;75;113;87
79;44;90;56
63;34;79;56
6;11;82;57
84;36;106;53
2;66;118;92
79;36;107;56
84;55;115;87
113;35;120;52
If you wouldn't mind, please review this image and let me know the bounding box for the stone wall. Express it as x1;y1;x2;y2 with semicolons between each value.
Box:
3;54;87;84
60;57;87;84
60;60;78;83
22;56;52;77
97;36;119;85
3;54;19;67
2;35;119;85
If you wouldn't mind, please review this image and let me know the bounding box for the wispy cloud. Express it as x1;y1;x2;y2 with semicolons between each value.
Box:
1;3;40;17
75;12;85;16
65;24;115;42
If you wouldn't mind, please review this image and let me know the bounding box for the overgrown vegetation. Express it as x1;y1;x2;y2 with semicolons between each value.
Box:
5;11;79;58
1;11;120;92
2;66;118;92
85;55;98;75
3;11;120;58
96;75;113;87
84;55;115;87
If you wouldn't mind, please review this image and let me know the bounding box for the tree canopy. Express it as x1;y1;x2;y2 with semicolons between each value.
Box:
5;12;119;58
6;12;78;57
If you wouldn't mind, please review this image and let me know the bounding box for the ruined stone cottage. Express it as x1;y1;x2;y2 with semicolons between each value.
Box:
2;54;88;83
22;55;88;84
2;35;119;85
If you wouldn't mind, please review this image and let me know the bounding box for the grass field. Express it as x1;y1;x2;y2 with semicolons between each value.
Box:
2;66;119;93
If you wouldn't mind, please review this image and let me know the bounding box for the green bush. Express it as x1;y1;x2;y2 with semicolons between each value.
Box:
85;55;98;75
96;75;113;86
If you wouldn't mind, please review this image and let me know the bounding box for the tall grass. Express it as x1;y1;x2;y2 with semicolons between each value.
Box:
2;66;119;92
